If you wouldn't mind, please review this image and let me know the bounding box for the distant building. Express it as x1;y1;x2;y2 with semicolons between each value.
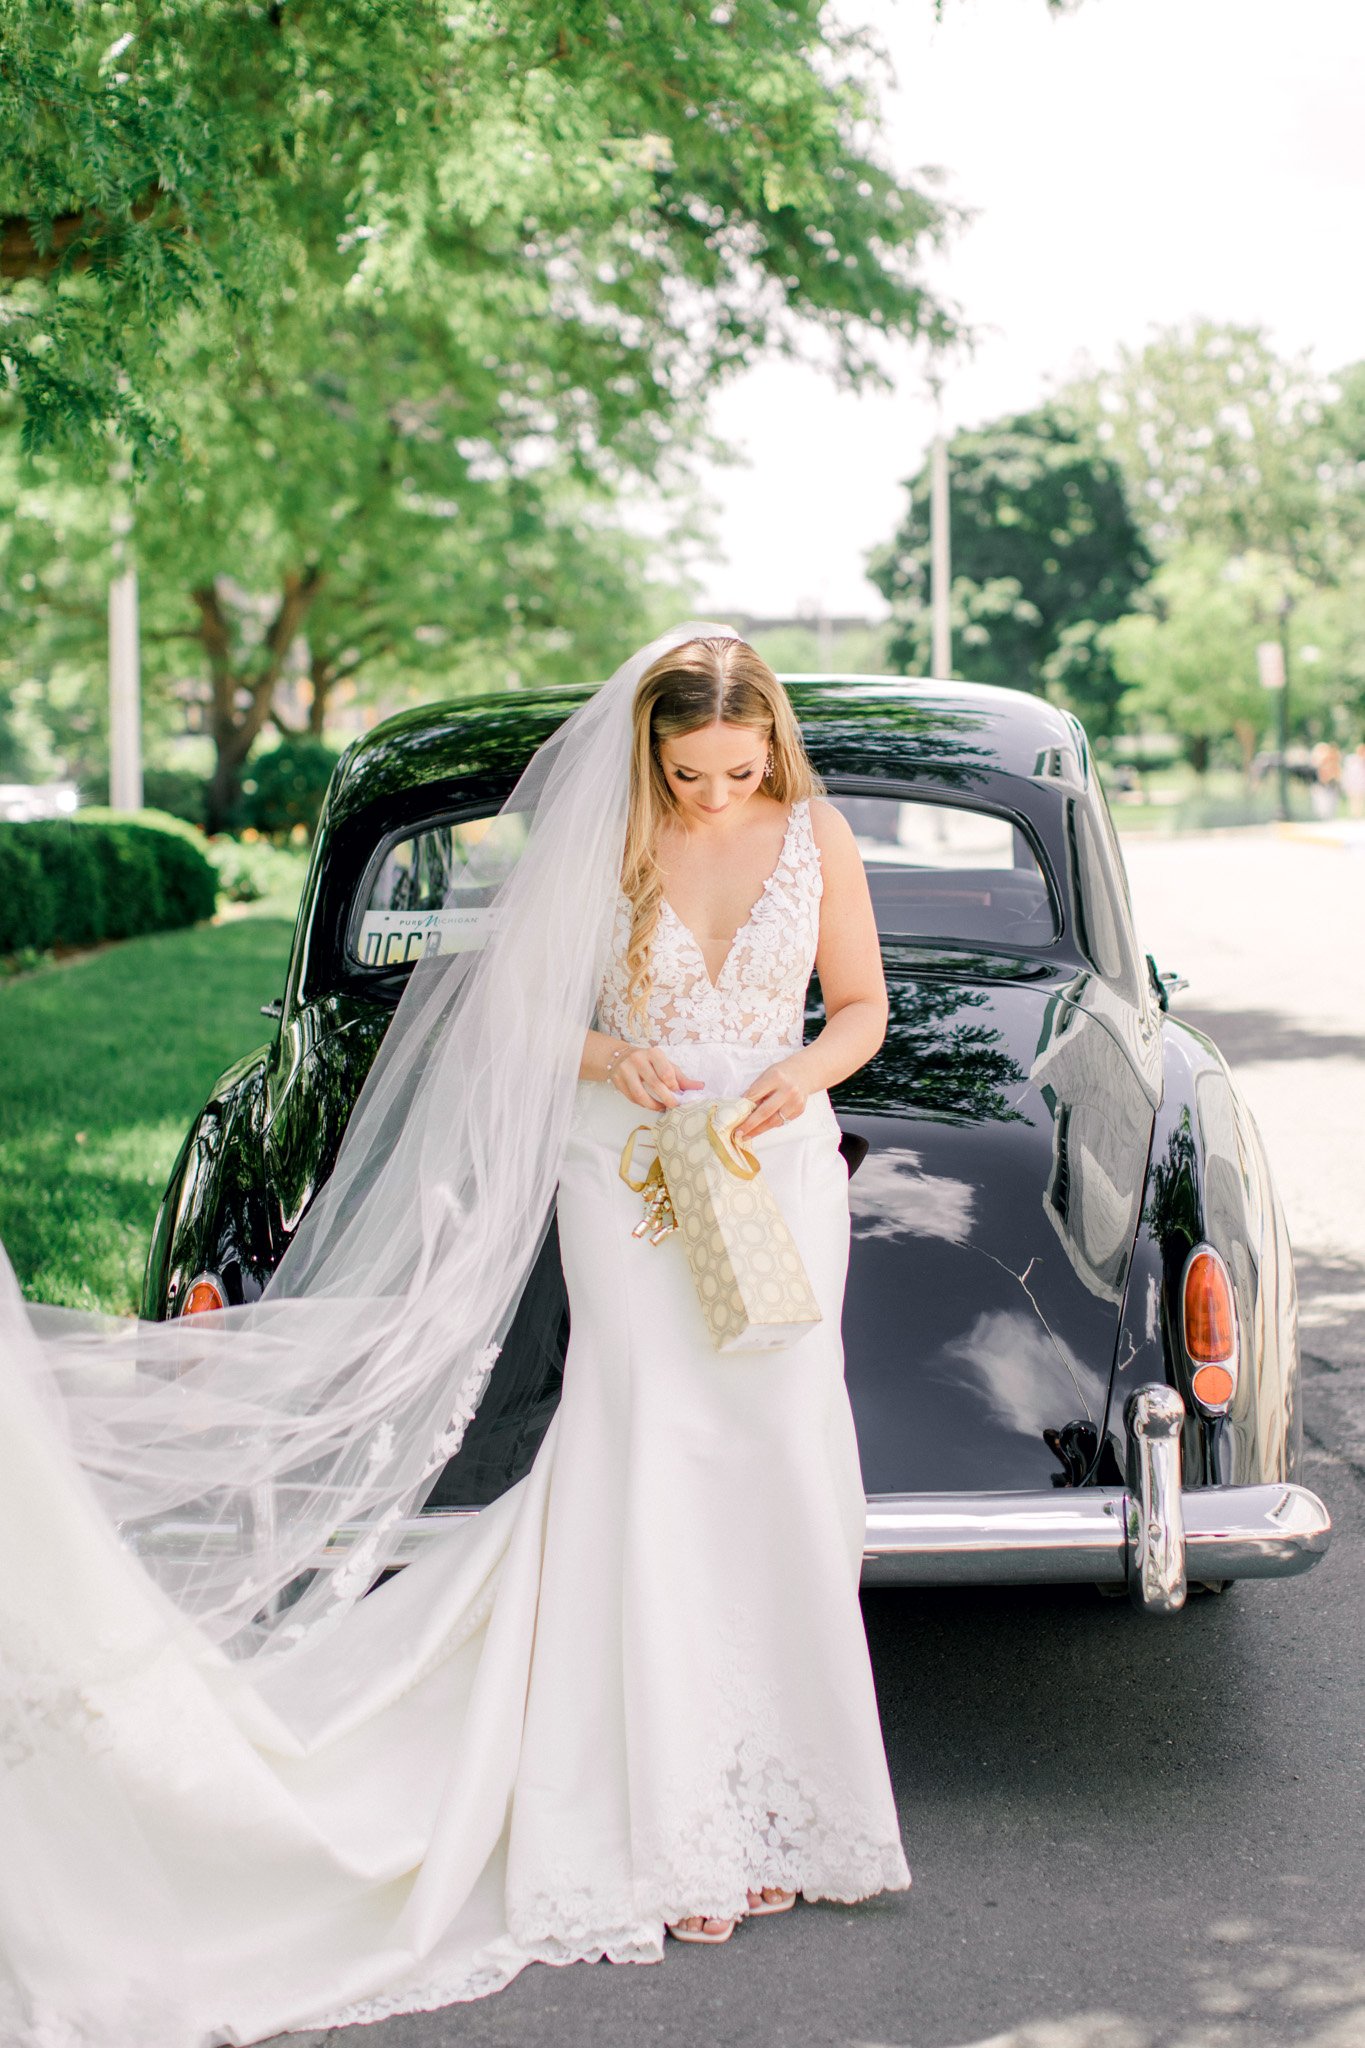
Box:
724;613;889;671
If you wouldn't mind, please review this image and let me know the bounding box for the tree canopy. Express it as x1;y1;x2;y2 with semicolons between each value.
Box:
866;324;1365;767
1100;546;1284;773
867;404;1152;734
2;0;972;821
1064;320;1352;578
2;0;961;466
1065;324;1365;760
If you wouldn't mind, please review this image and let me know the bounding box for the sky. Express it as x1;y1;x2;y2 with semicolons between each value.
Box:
673;0;1365;620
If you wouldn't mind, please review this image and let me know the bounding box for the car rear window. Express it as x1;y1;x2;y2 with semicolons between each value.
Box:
351;813;528;969
827;794;1059;949
351;792;1058;974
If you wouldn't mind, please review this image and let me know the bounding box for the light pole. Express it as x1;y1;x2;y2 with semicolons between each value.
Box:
108;459;143;812
929;383;951;681
1276;591;1293;824
929;376;949;679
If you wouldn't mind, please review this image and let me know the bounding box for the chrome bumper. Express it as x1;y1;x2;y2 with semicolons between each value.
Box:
860;1476;1331;1605
862;1384;1331;1612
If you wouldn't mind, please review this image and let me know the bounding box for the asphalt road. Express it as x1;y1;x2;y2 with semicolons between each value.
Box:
277;830;1365;2048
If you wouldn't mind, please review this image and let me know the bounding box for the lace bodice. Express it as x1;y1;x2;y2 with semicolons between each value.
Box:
595;797;823;1052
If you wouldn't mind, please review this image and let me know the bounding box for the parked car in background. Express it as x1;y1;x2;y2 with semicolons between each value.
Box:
145;677;1331;1614
0;781;79;821
1250;747;1317;787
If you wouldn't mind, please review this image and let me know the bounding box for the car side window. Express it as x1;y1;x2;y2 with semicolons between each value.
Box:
351;812;529;970
827;794;1060;950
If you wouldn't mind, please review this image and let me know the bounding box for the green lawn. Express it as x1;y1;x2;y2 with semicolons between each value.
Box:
0;912;296;1314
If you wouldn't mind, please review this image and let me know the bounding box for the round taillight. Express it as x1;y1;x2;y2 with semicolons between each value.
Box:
1182;1245;1238;1412
1191;1362;1237;1408
181;1273;227;1316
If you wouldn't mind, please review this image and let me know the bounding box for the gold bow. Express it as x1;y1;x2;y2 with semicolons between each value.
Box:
619;1099;761;1244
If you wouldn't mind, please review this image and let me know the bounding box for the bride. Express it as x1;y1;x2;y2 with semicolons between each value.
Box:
0;623;910;2047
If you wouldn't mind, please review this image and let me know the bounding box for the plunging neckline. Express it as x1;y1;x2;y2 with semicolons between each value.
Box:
659;800;801;993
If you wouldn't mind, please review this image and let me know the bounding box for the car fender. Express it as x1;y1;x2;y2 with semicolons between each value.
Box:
142;1046;278;1317
1106;1015;1300;1488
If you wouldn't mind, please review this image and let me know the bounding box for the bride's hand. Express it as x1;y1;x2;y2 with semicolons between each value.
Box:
611;1047;705;1111
734;1063;808;1142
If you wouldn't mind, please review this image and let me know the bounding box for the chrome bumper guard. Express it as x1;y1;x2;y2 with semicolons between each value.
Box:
132;1386;1330;1618
862;1383;1331;1613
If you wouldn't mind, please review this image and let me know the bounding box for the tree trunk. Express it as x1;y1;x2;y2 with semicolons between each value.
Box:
192;568;326;833
308;652;335;737
206;744;251;836
1;189;163;280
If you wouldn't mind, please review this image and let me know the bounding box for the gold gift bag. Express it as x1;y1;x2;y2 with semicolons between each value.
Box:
619;1095;823;1353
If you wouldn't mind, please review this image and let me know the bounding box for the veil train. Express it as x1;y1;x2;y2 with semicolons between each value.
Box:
0;621;738;1663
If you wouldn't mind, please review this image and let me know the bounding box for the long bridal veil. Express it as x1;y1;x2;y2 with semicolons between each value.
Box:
0;619;737;1669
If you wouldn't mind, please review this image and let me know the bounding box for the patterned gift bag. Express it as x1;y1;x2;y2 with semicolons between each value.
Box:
619;1095;823;1352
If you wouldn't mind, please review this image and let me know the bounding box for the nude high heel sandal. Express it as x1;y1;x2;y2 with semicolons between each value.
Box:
745;1887;796;1916
667;1914;739;1944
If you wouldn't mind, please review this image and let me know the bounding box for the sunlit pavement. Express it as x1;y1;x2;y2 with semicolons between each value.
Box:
280;830;1364;2048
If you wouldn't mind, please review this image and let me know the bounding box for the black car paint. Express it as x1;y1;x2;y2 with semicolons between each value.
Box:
143;679;1299;1508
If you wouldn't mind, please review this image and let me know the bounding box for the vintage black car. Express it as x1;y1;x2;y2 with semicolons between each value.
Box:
145;676;1332;1613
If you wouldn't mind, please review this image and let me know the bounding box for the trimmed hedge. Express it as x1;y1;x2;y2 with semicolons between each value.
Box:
0;819;218;958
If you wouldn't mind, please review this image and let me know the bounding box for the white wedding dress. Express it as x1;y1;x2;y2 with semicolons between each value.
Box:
0;793;910;2048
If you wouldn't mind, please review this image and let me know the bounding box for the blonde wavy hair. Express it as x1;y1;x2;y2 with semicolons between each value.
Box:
619;635;826;1037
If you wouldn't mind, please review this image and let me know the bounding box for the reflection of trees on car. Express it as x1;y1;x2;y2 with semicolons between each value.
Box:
816;977;1028;1129
1145;1110;1200;1262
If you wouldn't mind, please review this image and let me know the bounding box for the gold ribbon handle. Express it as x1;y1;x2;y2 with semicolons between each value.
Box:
618;1124;656;1190
706;1098;762;1180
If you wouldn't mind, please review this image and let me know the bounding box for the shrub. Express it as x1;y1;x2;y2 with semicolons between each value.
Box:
18;822;108;947
206;834;308;906
0;818;218;961
140;768;210;829
75;805;307;910
155;832;220;926
240;737;340;839
0;834;55;954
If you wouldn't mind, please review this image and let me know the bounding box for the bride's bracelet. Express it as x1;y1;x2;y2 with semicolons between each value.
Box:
602;1045;630;1088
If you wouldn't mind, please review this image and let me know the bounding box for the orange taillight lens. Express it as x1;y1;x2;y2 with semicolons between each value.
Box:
1191;1362;1236;1407
181;1274;227;1316
1183;1247;1238;1411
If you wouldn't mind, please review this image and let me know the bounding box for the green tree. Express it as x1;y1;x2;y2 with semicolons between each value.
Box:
1101;546;1289;773
1067;326;1365;751
1287;578;1365;740
0;429;683;823
4;0;971;821
2;0;960;465
1066;321;1340;571
867;404;1152;734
